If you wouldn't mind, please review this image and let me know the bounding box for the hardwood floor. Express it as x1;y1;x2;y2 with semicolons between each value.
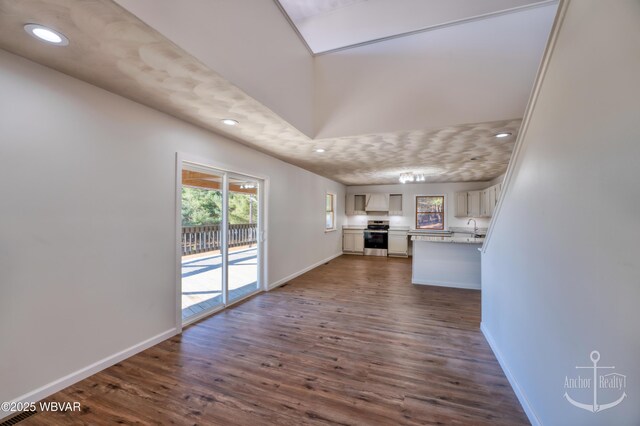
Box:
23;255;528;425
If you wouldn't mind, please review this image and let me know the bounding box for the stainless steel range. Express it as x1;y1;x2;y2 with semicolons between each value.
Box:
364;220;389;256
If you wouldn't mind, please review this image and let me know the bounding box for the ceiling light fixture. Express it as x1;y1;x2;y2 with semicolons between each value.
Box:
24;24;69;46
400;172;427;183
221;119;239;126
399;173;413;184
315;148;325;153
495;132;512;138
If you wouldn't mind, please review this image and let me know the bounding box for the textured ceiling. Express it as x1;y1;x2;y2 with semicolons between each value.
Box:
0;0;519;185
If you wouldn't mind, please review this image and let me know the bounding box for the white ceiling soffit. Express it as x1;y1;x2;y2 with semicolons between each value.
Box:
277;0;557;54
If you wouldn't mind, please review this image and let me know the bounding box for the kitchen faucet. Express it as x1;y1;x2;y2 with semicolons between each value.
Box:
467;218;478;235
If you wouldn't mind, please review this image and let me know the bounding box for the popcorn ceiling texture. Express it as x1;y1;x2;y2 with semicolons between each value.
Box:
0;0;519;185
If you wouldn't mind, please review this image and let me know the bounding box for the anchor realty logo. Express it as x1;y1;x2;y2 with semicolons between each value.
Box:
564;350;627;413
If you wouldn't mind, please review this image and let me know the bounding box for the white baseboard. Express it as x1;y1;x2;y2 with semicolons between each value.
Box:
268;252;342;290
1;328;178;421
411;278;480;290
480;322;541;426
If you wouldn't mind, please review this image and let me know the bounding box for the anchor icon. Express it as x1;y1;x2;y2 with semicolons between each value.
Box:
564;351;627;413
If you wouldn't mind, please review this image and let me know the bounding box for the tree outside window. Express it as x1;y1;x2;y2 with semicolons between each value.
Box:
416;196;444;230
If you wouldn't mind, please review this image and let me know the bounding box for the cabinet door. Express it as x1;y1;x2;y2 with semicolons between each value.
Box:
455;192;468;217
482;190;489;217
343;233;355;251
354;233;364;252
345;194;355;215
353;194;366;215
388;233;407;254
389;194;403;215
468;191;481;217
488;186;497;216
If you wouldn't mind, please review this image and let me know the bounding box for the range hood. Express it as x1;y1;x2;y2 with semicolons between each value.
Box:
365;193;390;212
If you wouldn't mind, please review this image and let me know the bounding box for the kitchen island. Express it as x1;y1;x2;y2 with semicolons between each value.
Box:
410;233;484;290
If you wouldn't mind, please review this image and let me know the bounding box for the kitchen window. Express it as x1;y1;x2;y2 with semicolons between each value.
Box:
326;192;336;231
416;195;445;230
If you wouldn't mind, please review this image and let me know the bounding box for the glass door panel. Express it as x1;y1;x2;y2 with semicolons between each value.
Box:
180;166;225;322
227;175;260;303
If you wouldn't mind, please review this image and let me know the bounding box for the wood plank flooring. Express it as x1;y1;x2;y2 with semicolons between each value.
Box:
22;255;528;425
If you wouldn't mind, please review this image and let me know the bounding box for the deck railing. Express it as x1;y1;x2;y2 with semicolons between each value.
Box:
182;223;258;256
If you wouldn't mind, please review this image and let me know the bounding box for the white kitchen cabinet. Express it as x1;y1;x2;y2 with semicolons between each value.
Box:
481;189;490;217
389;194;403;215
388;231;408;257
343;230;364;254
467;191;482;217
346;194;367;215
354;233;364;252
487;186;497;216
345;194;354;216
455;184;502;218
455;192;468;217
354;194;366;215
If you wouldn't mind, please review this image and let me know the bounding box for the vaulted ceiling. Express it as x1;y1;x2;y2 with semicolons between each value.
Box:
277;0;554;54
0;0;557;185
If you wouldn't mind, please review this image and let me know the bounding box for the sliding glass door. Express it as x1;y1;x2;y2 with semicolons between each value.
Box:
180;162;262;324
227;175;260;303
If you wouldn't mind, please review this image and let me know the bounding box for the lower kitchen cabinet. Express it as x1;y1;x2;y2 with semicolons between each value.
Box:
388;231;408;257
343;229;364;254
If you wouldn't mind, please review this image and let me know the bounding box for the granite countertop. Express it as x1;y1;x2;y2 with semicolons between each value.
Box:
411;235;485;244
408;229;453;236
449;226;488;236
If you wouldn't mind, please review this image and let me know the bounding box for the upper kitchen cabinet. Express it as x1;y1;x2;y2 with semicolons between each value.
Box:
346;193;401;216
467;191;482;217
389;194;403;216
455;183;502;218
346;194;367;215
365;193;390;212
455;192;468;218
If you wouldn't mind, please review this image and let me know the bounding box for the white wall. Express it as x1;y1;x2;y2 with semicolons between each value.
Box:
482;1;640;424
314;3;556;138
115;0;315;137
345;182;493;229
0;50;344;413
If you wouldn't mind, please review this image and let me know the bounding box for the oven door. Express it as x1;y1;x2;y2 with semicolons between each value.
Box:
364;231;388;256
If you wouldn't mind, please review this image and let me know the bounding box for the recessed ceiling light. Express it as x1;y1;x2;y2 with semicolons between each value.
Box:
221;119;239;126
24;24;69;46
315;148;325;153
495;132;512;138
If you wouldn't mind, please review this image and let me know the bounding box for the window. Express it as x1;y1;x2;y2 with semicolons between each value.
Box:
325;193;336;231
416;195;445;230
